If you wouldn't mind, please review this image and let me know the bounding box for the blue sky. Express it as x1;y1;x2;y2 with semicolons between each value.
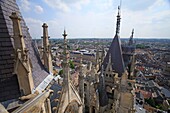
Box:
17;0;170;39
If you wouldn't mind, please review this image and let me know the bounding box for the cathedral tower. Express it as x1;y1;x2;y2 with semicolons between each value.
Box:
102;6;125;76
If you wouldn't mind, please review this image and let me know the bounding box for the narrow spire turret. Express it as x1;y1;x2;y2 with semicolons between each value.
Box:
62;29;70;87
42;23;53;73
98;65;108;108
128;29;134;45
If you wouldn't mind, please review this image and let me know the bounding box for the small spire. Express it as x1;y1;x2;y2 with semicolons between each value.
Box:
62;29;69;64
128;28;134;45
115;5;121;36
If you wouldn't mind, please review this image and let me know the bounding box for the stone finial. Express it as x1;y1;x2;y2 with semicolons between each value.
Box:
10;12;21;20
42;23;49;51
42;23;48;28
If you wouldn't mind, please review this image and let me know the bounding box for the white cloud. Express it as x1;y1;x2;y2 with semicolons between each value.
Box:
44;0;70;12
19;0;30;12
22;0;170;38
71;0;90;10
25;18;43;38
121;0;170;38
43;0;90;12
34;5;44;14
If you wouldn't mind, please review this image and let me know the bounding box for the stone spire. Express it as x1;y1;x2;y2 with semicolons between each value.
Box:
57;30;83;113
10;12;34;95
128;29;134;46
42;23;53;73
79;53;84;104
62;29;70;87
102;5;125;76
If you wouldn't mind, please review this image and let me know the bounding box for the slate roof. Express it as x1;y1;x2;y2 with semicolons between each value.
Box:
102;34;125;76
50;82;62;111
0;0;49;102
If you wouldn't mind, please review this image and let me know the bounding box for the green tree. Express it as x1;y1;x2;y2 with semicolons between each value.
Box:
145;98;155;107
69;60;75;69
59;69;63;75
136;44;145;49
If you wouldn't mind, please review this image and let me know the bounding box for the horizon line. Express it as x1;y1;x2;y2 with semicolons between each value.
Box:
33;37;170;39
